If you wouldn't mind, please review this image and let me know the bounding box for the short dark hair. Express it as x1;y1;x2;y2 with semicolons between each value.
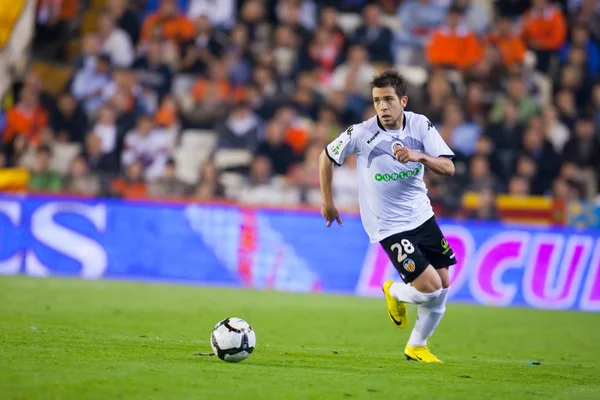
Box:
370;70;408;98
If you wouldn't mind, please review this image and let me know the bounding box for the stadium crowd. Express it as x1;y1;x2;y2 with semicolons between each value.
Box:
1;0;600;219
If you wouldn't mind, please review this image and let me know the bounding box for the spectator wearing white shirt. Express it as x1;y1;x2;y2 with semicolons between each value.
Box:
188;0;236;30
98;12;134;67
72;54;113;116
92;105;118;155
122;115;170;180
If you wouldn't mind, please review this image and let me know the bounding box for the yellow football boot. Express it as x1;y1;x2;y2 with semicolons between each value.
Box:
382;280;408;328
404;345;443;363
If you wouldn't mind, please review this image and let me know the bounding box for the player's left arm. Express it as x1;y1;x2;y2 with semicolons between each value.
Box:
394;116;455;176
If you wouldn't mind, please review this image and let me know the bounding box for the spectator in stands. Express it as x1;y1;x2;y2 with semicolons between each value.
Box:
132;41;173;101
97;12;134;68
454;0;491;36
521;0;568;73
122;115;170;179
438;101;481;156
562;117;600;170
426;5;483;71
514;153;542;193
417;69;454;125
396;0;446;65
508;175;531;196
3;87;50;147
239;0;272;55
34;0;79;60
569;0;600;43
255;119;295;176
194;160;225;200
188;0;236;30
468;155;497;192
521;126;560;194
223;24;254;86
83;133;119;175
72;54;113;116
238;156;286;205
560;24;600;76
486;14;527;67
495;0;532;18
148;158;189;198
315;7;348;67
106;0;140;45
92;105;118;155
51;93;88;144
591;83;600;135
555;88;579;129
181;16;225;75
155;95;180;132
111;160;147;198
352;4;394;65
64;155;101;196
273;24;301;81
542;104;570;153
74;33;102;72
464;81;488;126
466;186;500;221
188;60;246;128
488;99;525;151
490;74;539;124
558;64;593;110
277;0;317;40
140;0;195;44
216;102;263;152
331;45;377;117
28;146;62;192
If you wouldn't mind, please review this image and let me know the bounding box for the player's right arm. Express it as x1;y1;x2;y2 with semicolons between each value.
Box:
319;126;359;227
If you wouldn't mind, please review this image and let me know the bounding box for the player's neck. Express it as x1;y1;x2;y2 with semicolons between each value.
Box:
377;113;405;131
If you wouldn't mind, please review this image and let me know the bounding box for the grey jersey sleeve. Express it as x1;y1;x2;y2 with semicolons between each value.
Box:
325;125;359;166
420;116;455;159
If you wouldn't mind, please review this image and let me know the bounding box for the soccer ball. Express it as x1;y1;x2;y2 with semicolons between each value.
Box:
210;317;256;363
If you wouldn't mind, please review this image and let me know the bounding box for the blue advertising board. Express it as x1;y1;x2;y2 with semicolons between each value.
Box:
1;194;599;311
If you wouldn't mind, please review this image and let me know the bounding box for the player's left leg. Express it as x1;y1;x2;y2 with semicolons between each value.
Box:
404;218;456;363
405;267;450;362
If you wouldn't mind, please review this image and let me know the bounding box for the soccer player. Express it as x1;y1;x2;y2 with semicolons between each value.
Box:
319;70;456;363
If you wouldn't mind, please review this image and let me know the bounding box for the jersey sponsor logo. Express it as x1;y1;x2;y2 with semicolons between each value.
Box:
367;131;380;144
345;126;354;137
373;165;423;182
441;238;452;254
403;258;416;272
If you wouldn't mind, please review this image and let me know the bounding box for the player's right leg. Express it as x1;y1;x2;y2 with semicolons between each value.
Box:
380;234;442;329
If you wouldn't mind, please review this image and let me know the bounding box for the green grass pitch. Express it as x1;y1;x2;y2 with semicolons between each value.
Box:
1;276;600;400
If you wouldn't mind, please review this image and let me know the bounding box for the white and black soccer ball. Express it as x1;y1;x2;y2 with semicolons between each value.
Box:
210;317;256;363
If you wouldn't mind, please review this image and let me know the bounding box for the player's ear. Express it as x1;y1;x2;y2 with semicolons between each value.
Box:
401;95;408;108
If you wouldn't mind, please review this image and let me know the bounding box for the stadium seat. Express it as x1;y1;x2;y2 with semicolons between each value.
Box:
397;65;429;87
173;130;217;184
220;172;245;199
213;149;253;171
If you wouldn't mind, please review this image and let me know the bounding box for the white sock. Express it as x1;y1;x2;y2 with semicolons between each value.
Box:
408;287;449;347
389;282;441;304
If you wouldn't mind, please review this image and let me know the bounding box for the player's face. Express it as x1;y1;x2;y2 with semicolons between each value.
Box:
372;86;408;130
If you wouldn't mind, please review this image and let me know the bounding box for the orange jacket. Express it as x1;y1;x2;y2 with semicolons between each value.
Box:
191;79;246;103
140;12;195;43
486;33;526;66
426;26;483;70
521;6;567;51
3;105;49;145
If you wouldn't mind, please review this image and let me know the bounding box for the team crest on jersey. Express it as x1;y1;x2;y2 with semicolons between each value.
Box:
391;141;403;153
403;258;416;272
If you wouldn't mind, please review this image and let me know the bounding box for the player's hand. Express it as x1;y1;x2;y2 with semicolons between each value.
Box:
394;145;422;163
321;204;342;227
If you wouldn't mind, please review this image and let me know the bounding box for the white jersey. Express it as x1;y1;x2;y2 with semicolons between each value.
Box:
325;112;454;243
